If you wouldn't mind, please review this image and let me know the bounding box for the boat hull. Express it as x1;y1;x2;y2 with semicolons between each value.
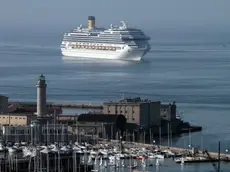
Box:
61;46;149;61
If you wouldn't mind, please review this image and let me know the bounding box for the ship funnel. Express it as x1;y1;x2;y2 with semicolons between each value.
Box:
88;16;95;29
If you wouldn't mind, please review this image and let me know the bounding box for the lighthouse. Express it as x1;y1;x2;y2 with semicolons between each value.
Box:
36;74;47;117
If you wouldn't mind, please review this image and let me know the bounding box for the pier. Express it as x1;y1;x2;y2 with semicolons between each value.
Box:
109;140;230;162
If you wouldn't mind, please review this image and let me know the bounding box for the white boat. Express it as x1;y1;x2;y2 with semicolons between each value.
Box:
174;156;212;163
161;149;175;156
148;154;164;159
61;16;150;61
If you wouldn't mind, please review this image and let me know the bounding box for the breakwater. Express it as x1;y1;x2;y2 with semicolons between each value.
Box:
9;101;103;109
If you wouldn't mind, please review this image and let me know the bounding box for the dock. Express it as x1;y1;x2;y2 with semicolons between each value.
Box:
137;143;230;162
9;101;103;109
106;140;230;162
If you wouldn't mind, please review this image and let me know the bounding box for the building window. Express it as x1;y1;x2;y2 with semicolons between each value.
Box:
15;117;18;119
132;118;135;121
120;111;122;113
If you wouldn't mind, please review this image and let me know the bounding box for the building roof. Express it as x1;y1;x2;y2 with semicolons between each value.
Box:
77;114;126;123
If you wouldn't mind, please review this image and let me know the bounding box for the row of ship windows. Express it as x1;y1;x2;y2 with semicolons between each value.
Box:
67;35;122;37
63;39;124;44
68;45;122;51
64;37;123;41
64;41;124;45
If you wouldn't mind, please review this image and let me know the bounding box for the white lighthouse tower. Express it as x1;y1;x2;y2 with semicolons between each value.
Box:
36;74;47;117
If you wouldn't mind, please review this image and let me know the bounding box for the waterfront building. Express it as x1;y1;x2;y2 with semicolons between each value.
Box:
160;102;177;121
77;114;126;139
103;97;161;127
0;113;37;126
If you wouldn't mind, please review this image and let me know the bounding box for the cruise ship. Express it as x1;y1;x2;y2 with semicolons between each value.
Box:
61;16;151;61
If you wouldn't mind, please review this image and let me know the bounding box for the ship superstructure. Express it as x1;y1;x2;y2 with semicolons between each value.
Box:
61;16;150;61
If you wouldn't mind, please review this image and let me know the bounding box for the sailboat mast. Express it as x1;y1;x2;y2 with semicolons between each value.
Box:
167;122;170;147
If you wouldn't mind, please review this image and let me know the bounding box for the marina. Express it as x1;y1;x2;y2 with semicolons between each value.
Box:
1;1;230;171
0;139;229;172
0;75;220;171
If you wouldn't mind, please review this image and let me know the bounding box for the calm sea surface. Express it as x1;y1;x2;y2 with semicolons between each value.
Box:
0;29;230;171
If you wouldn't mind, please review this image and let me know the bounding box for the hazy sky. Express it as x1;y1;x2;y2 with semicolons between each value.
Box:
0;0;229;46
0;0;229;29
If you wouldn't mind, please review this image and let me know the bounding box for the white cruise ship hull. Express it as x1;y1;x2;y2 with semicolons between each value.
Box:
61;46;148;61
